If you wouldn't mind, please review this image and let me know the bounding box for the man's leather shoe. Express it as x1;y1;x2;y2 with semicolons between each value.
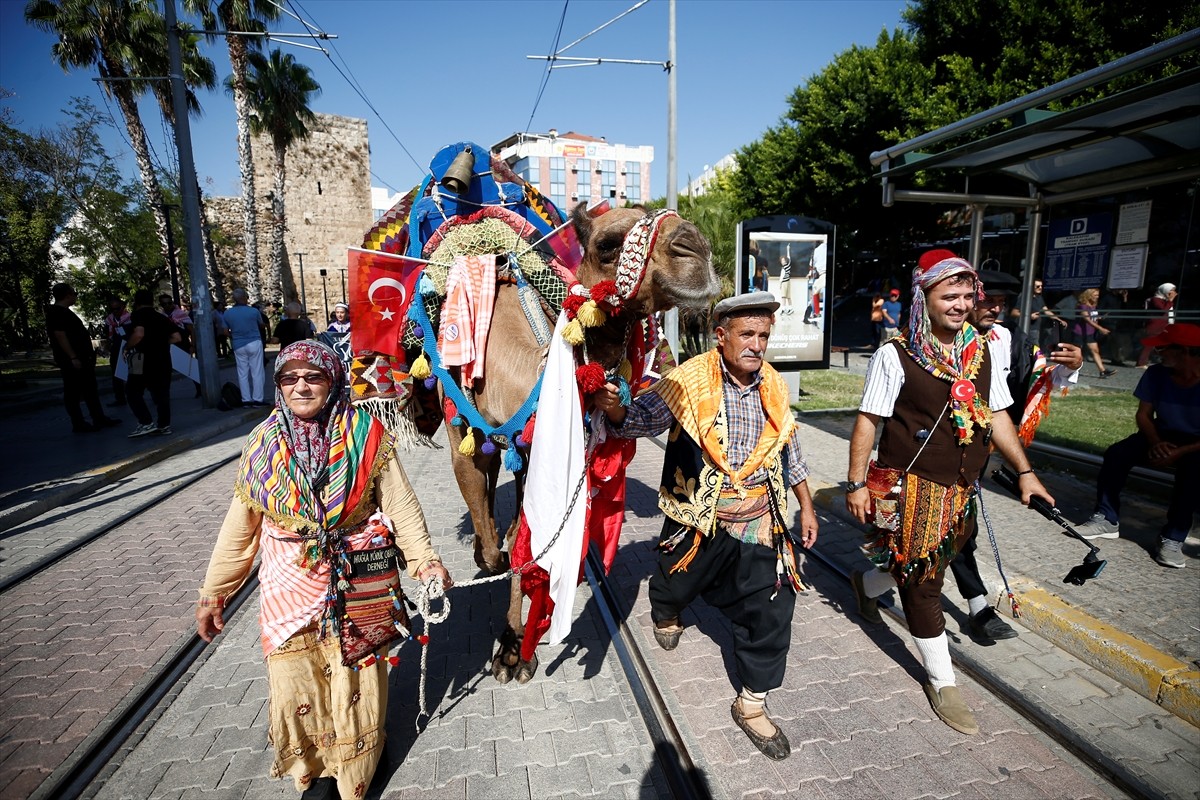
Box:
923;684;979;735
300;776;336;800
968;607;1018;641
731;699;791;760
850;570;883;625
653;621;683;651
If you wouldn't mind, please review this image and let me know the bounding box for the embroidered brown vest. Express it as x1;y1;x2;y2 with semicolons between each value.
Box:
877;340;993;487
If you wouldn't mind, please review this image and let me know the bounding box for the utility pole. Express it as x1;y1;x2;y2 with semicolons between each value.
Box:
319;268;329;325
164;0;219;405
295;252;307;311
338;267;347;303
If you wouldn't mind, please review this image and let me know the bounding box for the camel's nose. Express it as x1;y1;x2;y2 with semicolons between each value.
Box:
667;222;711;261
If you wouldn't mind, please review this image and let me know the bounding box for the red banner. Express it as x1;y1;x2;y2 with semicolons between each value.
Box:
348;247;424;357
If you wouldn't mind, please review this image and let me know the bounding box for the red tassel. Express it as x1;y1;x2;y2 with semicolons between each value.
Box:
589;280;618;303
442;396;457;423
562;294;586;318
417;634;430;645
576;362;606;393
521;414;536;447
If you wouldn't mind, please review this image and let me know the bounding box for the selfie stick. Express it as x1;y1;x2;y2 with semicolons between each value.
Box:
991;466;1107;586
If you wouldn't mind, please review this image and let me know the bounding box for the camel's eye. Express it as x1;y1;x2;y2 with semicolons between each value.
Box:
595;233;623;257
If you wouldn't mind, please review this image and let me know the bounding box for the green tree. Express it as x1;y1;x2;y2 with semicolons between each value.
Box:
243;47;320;303
187;0;281;303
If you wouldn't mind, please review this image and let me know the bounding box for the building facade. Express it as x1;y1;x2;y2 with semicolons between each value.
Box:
492;130;654;213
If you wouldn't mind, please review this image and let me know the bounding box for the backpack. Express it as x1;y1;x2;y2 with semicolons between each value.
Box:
217;381;243;411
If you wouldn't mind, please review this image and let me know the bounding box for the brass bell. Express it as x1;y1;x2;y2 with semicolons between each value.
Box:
440;145;474;195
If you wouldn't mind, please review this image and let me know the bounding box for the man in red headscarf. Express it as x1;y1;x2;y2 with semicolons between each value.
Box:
844;250;1052;736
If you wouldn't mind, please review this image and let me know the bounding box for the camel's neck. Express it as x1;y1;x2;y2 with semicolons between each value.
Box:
585;314;636;371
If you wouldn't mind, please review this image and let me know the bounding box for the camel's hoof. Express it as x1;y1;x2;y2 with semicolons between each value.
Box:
515;653;538;684
491;656;515;684
492;628;522;684
475;549;509;576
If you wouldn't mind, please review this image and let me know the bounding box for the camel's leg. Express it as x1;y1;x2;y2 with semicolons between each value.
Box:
445;424;507;574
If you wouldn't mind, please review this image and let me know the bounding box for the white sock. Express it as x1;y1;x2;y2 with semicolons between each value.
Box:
861;568;896;598
967;595;988;617
913;633;956;689
739;687;767;707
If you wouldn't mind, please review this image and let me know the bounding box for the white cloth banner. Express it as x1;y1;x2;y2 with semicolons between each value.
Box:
113;342;200;382
526;311;588;646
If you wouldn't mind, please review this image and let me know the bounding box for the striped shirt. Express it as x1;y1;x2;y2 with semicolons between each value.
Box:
614;360;810;488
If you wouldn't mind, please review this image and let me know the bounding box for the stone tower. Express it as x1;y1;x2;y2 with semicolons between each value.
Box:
207;112;372;324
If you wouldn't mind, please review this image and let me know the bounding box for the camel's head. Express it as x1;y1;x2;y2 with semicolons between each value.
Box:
571;205;719;317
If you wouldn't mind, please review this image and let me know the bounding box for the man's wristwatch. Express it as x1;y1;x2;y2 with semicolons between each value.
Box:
845;480;868;492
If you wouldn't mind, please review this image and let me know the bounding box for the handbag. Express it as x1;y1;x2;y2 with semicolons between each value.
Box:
127;349;145;376
336;543;411;666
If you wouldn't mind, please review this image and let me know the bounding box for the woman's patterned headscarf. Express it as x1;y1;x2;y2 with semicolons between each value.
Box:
274;340;347;489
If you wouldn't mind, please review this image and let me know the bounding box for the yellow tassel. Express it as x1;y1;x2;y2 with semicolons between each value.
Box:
410;352;431;380
458;429;477;456
618;359;633;383
562;319;585;346
577;300;607;328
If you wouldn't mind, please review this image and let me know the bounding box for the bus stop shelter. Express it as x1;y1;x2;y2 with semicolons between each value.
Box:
869;28;1199;328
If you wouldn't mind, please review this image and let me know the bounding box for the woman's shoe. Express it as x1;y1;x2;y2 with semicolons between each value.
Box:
1100;369;1117;377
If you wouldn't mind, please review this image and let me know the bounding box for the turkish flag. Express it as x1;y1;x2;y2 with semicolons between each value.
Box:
348;247;424;357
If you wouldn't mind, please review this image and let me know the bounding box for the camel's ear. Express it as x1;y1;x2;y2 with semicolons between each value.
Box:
570;202;594;251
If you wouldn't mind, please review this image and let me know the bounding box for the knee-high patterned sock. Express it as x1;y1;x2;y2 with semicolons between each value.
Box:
913;633;955;689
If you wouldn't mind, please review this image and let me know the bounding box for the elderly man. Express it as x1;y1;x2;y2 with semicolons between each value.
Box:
594;291;818;761
1075;322;1200;568
949;268;1082;642
845;251;1052;736
223;288;267;406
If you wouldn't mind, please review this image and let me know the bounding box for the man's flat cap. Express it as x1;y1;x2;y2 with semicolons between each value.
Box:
977;269;1021;296
714;291;780;319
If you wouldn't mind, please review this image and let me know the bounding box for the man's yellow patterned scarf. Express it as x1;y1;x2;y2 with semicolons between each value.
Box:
653;349;794;492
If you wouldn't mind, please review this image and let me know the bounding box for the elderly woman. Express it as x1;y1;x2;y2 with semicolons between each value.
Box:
196;340;451;800
1137;282;1178;367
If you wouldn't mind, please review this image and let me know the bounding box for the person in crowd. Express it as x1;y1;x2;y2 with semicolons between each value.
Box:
593;291;818;760
327;302;352;334
212;303;231;358
1074;322;1199;569
301;311;318;338
125;288;180;437
950;269;1082;642
225;288;268;406
104;296;131;407
1137;283;1178;368
267;300;283;332
1012;278;1068;350
1098;288;1131;366
870;292;885;350
752;261;770;293
272;301;313;351
1072;288;1115;378
845;251;1051;736
160;293;200;397
882;287;903;340
803;254;821;325
776;247;795;315
196;340;452;800
46;283;121;433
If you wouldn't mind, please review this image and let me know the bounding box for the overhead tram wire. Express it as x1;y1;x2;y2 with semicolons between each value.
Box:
275;0;428;180
524;0;570;134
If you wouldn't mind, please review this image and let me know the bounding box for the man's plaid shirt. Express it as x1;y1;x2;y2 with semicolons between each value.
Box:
612;360;809;489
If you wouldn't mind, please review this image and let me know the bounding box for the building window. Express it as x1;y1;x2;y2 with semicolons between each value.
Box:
574;159;591;203
549;157;567;208
601;160;617;199
625;161;641;204
515;157;540;186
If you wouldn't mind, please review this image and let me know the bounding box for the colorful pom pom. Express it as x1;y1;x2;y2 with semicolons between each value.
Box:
576;300;607;328
423;377;437;390
481;439;497;455
502;445;523;472
589;280;618;303
412;324;424;338
514;434;525;448
443;397;457;422
562;293;586;318
521;414;536;445
576;362;607;393
451;415;463;427
458;430;477;456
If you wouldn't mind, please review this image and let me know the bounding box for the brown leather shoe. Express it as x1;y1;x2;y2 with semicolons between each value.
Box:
923;684;979;735
653;621;683;651
730;699;791;760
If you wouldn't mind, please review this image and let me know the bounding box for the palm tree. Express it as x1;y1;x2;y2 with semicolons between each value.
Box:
24;0;201;285
186;0;280;303
242;48;319;303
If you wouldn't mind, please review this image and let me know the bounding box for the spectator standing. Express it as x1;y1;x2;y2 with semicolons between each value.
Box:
225;288;268;405
1137;283;1178;367
125;289;180;437
870;293;885;350
1011;278;1067;350
271;301;313;350
211;304;231;357
46;283;121;433
881;288;903;339
1074;323;1199;568
1072;288;1115;378
103;297;131;407
327;302;352;334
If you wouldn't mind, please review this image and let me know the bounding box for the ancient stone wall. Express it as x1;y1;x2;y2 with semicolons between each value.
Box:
207;112;372;322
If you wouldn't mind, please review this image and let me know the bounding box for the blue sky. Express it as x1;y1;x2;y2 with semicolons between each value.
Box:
1;0;909;200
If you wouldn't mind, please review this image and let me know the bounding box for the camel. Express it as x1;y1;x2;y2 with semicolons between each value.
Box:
438;202;718;683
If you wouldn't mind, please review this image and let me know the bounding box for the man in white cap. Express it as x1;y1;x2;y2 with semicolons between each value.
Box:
844;250;1052;736
594;291;818;761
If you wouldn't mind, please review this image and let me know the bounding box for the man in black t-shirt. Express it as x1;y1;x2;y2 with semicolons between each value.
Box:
46;283;121;433
271;301;313;351
125;289;181;437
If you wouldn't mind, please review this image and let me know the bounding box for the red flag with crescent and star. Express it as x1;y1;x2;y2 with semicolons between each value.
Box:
348;246;423;357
